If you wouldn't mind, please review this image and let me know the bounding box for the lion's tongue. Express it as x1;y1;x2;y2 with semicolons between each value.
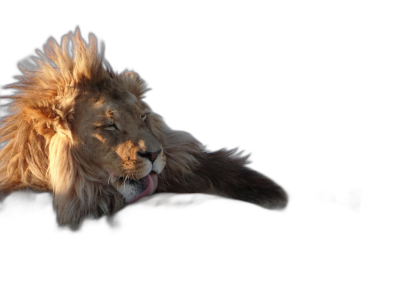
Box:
128;172;158;203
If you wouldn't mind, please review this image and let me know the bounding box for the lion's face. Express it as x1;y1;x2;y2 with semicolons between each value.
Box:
71;82;166;203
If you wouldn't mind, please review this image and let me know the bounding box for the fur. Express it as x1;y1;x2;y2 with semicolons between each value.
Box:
0;28;288;227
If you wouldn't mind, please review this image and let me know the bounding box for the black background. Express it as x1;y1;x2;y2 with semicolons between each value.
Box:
0;5;394;288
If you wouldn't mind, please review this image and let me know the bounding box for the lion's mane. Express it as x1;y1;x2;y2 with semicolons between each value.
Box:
0;29;194;224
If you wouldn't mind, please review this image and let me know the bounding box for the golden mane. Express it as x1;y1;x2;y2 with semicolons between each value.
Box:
0;29;288;227
0;28;149;224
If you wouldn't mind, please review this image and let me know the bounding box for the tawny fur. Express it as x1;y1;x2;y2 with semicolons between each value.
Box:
0;28;287;227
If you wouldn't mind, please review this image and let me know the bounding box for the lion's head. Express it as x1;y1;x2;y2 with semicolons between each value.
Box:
70;72;166;201
0;28;288;227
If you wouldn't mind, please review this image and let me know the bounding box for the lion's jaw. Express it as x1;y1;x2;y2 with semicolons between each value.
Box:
111;171;158;203
109;151;165;203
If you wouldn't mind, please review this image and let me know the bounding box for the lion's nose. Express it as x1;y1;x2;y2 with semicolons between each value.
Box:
137;149;161;163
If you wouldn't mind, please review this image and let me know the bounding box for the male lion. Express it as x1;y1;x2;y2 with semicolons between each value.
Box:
0;29;287;226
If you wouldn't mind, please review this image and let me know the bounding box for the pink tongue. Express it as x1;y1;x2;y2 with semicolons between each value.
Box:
128;172;158;203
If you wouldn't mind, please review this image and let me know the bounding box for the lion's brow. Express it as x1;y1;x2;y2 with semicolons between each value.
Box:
106;109;117;118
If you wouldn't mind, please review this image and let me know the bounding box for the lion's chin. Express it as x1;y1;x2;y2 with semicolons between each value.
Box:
129;172;158;203
112;172;158;203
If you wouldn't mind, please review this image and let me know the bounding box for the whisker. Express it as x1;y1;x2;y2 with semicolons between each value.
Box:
107;167;120;185
123;174;129;191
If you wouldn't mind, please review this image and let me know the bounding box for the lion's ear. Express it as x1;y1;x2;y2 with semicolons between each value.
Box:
118;71;150;100
22;106;73;142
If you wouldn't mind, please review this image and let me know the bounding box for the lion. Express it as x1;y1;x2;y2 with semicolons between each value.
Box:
0;29;288;226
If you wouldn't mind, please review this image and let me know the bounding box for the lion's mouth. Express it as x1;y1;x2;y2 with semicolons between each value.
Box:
113;172;159;203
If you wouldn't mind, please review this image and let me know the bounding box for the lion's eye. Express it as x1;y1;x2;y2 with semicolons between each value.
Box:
102;123;118;131
140;111;150;121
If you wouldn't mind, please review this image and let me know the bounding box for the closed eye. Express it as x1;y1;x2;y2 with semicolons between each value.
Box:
140;110;150;121
102;123;119;131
